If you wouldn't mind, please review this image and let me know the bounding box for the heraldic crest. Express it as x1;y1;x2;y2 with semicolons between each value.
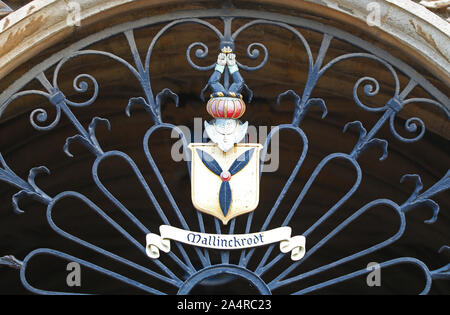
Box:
189;43;263;225
146;42;305;262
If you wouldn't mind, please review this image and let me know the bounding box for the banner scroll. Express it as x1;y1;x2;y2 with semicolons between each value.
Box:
146;225;306;261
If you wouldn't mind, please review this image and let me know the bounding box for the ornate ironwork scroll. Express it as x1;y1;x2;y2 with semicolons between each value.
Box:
0;8;448;295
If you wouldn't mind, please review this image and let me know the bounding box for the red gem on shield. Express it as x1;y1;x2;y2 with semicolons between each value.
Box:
220;171;231;182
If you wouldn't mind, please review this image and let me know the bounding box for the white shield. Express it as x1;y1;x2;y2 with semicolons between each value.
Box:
189;143;263;225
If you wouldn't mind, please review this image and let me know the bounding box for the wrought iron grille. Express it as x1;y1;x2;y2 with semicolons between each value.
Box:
0;8;449;295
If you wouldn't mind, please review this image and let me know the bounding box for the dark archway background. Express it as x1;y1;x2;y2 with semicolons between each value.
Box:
0;1;448;294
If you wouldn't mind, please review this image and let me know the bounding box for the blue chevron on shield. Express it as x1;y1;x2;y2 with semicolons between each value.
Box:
188;143;263;225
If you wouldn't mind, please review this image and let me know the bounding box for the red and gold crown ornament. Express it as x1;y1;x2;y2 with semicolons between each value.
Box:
206;96;246;119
